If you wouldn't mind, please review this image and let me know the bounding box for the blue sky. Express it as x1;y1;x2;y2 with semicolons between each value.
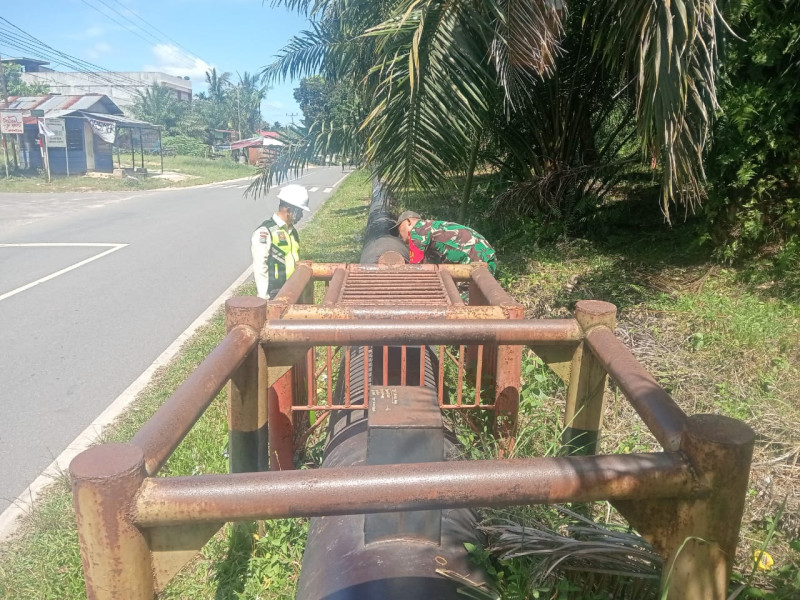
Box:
1;0;311;126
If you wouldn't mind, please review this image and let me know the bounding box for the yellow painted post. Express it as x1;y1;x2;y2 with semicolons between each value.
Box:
563;300;617;455
616;414;755;599
225;296;267;473
70;443;153;600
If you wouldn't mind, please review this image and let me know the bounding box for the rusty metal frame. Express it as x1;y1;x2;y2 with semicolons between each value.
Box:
70;262;755;600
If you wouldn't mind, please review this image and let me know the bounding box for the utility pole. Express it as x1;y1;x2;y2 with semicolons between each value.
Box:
0;53;10;177
286;112;299;126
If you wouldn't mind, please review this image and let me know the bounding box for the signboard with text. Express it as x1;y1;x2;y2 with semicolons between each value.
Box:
45;119;67;147
0;111;24;134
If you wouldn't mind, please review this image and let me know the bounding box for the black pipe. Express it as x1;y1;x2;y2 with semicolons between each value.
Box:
295;180;488;600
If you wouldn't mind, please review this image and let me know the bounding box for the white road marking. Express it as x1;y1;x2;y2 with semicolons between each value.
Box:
0;265;255;541
331;172;350;187
236;185;248;189
323;187;333;194
0;243;128;303
308;187;319;192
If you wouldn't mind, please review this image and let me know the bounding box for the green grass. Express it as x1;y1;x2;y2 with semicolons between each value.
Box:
0;169;371;600
2;166;797;599
397;180;800;599
0;155;257;193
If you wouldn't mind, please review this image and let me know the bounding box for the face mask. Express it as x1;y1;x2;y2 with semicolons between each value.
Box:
291;207;304;224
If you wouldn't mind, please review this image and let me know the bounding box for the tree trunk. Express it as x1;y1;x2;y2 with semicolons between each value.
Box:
459;137;480;223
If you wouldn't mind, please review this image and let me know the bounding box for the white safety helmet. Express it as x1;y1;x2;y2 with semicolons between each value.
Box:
278;184;311;211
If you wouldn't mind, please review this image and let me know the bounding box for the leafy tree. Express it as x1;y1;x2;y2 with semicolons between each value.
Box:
234;71;268;137
129;83;188;133
205;68;232;103
2;63;49;96
258;0;726;226
293;76;331;127
705;0;800;262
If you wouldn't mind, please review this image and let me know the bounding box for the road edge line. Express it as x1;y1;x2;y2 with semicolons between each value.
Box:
0;265;255;542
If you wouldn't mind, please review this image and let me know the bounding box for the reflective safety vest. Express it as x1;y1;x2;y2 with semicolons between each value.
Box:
260;218;300;299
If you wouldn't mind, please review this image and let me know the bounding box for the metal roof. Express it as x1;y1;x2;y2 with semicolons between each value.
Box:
5;95;123;115
78;112;160;129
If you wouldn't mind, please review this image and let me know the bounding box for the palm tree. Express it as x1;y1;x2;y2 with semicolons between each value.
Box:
235;71;269;136
205;68;232;103
130;83;188;133
258;0;726;223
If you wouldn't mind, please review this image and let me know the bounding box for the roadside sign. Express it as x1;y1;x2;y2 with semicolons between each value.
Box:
45;119;67;148
0;111;24;134
30;109;45;117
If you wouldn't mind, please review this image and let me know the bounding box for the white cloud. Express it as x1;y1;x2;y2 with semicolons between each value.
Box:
263;100;284;110
144;44;212;85
66;26;107;40
86;42;113;60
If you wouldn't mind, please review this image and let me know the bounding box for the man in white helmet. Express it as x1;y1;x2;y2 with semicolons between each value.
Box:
251;184;311;299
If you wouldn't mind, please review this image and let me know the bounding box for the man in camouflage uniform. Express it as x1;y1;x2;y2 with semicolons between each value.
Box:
393;210;497;274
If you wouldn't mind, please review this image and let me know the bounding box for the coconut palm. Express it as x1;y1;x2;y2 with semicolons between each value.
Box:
257;0;727;221
130;83;188;133
205;68;232;103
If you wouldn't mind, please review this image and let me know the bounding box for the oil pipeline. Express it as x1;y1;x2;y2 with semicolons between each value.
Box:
295;181;489;599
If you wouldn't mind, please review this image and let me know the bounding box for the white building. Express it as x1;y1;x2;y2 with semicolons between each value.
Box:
11;59;192;110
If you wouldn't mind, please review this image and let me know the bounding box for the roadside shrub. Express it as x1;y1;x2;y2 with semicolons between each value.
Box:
704;1;800;271
162;134;209;157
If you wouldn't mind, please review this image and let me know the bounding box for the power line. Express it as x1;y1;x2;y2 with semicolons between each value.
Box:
78;0;208;70
0;18;145;87
0;33;133;89
76;0;167;48
104;0;208;65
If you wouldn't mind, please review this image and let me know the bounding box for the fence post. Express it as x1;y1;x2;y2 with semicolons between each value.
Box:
563;300;617;455
70;443;152;600
226;296;267;473
615;414;754;599
267;298;296;471
493;304;523;446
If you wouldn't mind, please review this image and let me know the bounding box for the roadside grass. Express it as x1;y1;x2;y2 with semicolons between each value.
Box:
0;169;370;600
396;180;800;598
0;155;257;193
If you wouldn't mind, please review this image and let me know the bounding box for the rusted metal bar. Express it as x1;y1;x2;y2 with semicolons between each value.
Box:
440;270;465;305
272;263;314;305
308;262;347;279
131;325;258;476
344;346;351;407
282;304;508;320
615;415;755;600
456;345;465;406
474;345;483;406
225;297;268;474
563;300;616;456
470;265;521;309
363;346;369;406
71;443;152;600
133;452;700;527
401;346;407;386
322;268;346;305
419;346;425;386
383;346;389;386
326;347;333;406
269;369;295;471
585;326;689;451
263;319;583;346
438;346;445;406
494;304;523;445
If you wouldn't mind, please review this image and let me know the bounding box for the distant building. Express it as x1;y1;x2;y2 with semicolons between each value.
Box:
2;58;193;109
4;94;160;175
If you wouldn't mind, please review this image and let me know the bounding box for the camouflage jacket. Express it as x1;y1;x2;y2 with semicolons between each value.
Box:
409;220;496;274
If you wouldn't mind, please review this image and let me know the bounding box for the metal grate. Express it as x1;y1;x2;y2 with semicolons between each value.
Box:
337;269;451;305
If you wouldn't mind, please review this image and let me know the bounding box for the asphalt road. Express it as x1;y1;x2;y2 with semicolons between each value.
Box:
0;165;348;516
